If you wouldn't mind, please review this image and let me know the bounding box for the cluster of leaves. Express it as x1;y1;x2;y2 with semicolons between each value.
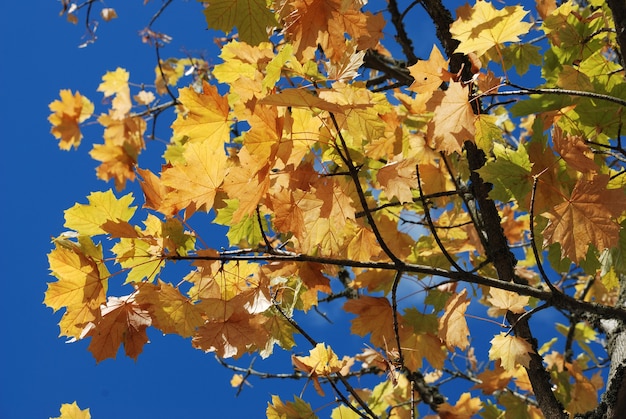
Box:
47;0;626;418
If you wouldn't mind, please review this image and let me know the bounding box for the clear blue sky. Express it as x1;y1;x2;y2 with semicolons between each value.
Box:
0;1;567;418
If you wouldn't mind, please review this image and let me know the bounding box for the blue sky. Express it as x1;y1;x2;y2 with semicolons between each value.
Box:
0;1;575;418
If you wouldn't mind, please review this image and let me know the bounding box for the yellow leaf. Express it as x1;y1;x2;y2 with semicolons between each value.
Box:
172;81;231;148
160;138;228;216
408;45;451;94
97;68;129;97
135;281;204;337
48;90;94;150
45;245;107;315
64;189;136;236
487;287;529;316
259;88;344;114
438;289;471;350
450;1;532;57
426;82;476;154
51;401;91;419
488;333;534;371
293;343;347;375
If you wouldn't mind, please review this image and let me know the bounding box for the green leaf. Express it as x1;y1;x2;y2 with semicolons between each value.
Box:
200;0;277;45
501;43;542;76
475;143;531;204
214;198;264;247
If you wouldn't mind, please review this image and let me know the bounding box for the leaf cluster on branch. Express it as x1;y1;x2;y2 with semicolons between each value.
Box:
47;0;626;418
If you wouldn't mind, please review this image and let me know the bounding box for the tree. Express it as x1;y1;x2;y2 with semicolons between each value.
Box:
45;0;626;417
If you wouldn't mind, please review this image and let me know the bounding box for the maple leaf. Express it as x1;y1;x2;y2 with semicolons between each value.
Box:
279;0;384;62
171;81;232;149
489;333;534;371
45;245;107;324
450;1;532;57
266;395;317;419
51;402;91;419
292;343;352;396
200;0;277;45
48;90;94;150
86;294;152;362
376;157;417;204
487;287;529;317
408;45;452;94
426;82;476;154
136;281;204;337
433;392;482;419
192;306;270;358
97;68;132;118
472;362;513;394
438;289;471;350
92;114;146;190
260;88;343;114
160;138;228;216
552;126;598;174
344;297;396;349
63;189;136;236
542;174;626;263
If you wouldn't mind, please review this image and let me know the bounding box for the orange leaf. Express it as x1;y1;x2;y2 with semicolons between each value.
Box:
48;90;94;150
435;392;482;419
542;174;626;263
427;82;476;154
86;295;152;362
344;297;396;349
438;289;471;350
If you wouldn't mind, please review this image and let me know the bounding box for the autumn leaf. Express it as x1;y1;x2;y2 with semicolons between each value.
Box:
160;138;228;216
344;297;396;349
376;157;417;204
434;392;482;419
51;401;91;419
489;333;534;371
292;343;352;396
192;307;269;358
97;68;132;118
85;294;152;362
438;289;471;350
542;174;626;263
64;189;136;236
48;90;94;150
487;287;529;316
450;1;532;57
266;395;318;419
45;242;107;313
408;45;452;94
200;0;277;45
172;81;232;148
278;0;384;62
427;82;476;154
136;281;204;337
